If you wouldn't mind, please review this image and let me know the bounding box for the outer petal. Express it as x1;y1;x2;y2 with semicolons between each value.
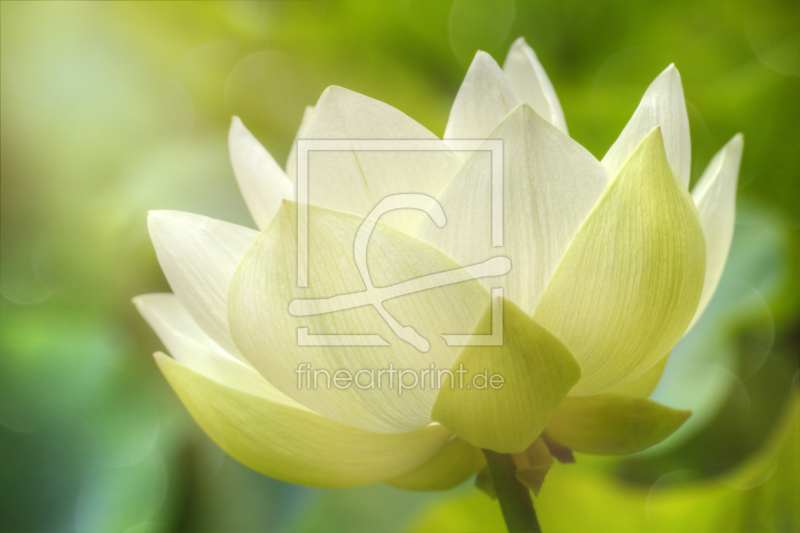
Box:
502;37;568;134
443;51;520;146
155;353;451;488
285;105;314;178
608;355;668;398
148;211;259;362
229;117;293;230
545;394;691;455
289;86;461;234
229;201;490;433
689;134;744;329
386;437;485;491
417;104;609;315
134;293;298;403
534;128;706;395
135;293;239;366
602;65;691;187
431;298;581;453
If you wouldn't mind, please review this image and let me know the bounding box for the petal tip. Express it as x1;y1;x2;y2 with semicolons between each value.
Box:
228;115;251;142
147;209;168;224
147;209;180;228
147;210;205;243
132;293;163;311
659;63;683;87
318;85;348;103
509;36;533;56
470;49;496;67
643;125;665;143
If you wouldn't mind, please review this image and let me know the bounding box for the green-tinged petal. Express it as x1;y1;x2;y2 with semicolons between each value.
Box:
134;293;297;404
534;128;706;395
444;51;520;147
602;65;691;187
229;201;490;433
229;117;294;230
417;104;609;316
148;211;259;362
546;394;691;455
502;37;568;134
386;437;485;491
135;293;229;357
511;437;554;496
285;105;314;177
155;353;452;488
608;354;669;398
288;86;461;234
431;298;581;453
689;134;744;329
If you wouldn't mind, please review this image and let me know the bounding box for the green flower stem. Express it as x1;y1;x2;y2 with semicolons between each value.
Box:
482;450;542;533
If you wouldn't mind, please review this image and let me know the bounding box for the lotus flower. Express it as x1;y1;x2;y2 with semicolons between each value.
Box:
135;37;743;498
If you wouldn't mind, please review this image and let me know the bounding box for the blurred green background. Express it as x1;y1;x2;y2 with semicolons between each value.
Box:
1;1;798;532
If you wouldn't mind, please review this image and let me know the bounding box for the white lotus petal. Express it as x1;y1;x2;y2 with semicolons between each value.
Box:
417;104;609;315
601;64;691;187
229;117;293;230
134;293;232;363
156;353;452;488
502;37;568;134
444;51;520;147
148;211;259;362
229;201;490;433
285;105;314;178
534;128;706;395
689;134;744;329
289;86;462;234
133;292;307;404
